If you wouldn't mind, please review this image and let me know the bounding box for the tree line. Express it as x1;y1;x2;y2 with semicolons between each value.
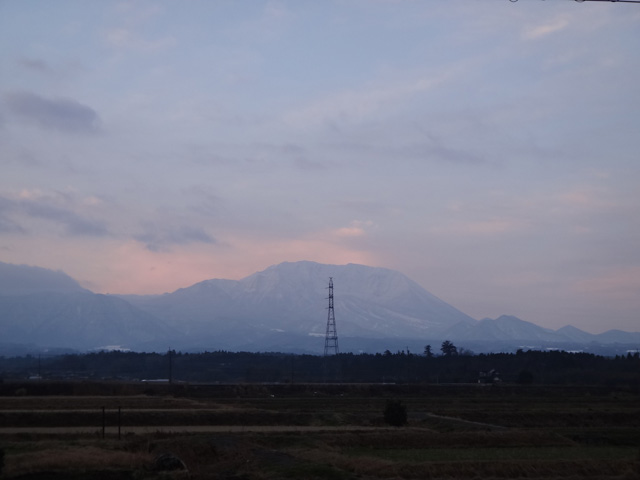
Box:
1;345;639;387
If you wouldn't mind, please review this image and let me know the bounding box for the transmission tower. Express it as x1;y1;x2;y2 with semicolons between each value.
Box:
324;277;339;356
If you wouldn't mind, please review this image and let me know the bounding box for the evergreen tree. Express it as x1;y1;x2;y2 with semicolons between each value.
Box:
441;340;458;356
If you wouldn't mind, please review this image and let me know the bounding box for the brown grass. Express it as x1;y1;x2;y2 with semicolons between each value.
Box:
3;445;152;477
292;446;639;479
1;384;639;479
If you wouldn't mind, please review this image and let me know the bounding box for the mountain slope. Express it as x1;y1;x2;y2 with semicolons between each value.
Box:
0;263;176;351
443;315;592;344
0;261;87;295
126;261;477;349
595;330;640;344
0;291;177;351
556;325;596;343
1;260;639;354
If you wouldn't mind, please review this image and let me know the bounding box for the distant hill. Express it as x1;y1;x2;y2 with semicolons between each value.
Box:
1;260;639;355
0;261;86;295
0;291;178;352
441;315;640;354
0;262;176;351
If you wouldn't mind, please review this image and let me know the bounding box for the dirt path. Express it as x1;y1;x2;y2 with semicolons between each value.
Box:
412;411;509;431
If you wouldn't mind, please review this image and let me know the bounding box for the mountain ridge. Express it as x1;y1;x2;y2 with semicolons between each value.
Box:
0;261;88;295
119;261;477;347
1;260;638;354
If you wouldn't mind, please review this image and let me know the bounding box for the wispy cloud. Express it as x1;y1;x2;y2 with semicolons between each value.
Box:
185;185;223;218
409;131;488;165
135;223;217;252
3;91;101;133
0;190;109;237
281;71;451;130
0;217;25;234
430;217;529;237
334;220;374;238
228;0;296;43
104;27;176;52
16;58;53;74
21;201;108;236
104;1;174;52
522;17;569;40
0;196;26;234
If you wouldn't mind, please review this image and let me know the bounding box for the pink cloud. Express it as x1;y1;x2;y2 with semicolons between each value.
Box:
522;17;569;40
334;220;374;238
1;219;378;294
60;230;376;294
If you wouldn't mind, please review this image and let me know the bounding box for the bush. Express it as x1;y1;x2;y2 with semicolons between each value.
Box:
384;399;407;427
517;370;534;385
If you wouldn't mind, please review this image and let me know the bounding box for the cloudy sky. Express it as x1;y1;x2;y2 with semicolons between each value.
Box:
1;1;639;334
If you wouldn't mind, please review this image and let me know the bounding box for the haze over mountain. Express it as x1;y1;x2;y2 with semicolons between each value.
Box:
1;261;638;355
0;262;87;295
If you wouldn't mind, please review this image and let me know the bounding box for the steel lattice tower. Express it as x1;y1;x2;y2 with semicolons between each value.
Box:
324;277;339;356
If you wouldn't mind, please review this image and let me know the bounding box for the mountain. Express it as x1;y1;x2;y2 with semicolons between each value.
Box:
441;315;640;355
0;291;178;351
1;260;639;355
0;263;176;352
0;261;87;295
0;260;477;353
123;261;477;351
556;325;597;343
444;315;561;343
594;329;640;344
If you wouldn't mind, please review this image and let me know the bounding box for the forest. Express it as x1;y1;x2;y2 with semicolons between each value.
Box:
1;345;639;387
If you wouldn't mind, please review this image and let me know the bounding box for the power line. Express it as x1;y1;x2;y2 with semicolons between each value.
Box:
576;0;640;3
510;0;640;3
575;0;640;3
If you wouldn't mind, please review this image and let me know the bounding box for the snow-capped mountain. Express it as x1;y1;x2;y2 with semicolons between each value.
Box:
1;260;639;354
122;261;477;349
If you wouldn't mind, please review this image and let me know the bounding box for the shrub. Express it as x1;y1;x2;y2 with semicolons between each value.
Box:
384;399;407;427
517;370;534;385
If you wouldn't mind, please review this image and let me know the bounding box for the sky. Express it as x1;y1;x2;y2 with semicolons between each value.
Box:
1;0;639;334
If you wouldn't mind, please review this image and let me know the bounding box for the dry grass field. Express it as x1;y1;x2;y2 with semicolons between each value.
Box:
0;382;639;479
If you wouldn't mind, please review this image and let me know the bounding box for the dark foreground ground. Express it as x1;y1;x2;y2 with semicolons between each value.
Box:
0;382;639;479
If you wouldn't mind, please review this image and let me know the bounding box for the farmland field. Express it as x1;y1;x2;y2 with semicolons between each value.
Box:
0;382;639;479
